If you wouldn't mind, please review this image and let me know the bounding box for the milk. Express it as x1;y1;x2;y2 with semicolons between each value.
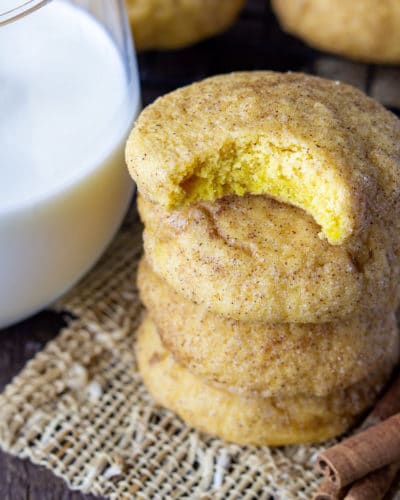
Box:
0;0;140;327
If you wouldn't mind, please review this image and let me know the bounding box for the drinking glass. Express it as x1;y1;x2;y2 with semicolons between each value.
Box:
0;0;140;328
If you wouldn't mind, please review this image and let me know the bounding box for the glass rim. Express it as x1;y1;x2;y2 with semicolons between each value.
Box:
0;0;51;26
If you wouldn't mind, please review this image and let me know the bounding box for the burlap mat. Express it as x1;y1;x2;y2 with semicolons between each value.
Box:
0;207;396;500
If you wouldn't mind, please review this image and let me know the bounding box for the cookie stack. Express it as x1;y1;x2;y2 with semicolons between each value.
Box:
126;72;400;445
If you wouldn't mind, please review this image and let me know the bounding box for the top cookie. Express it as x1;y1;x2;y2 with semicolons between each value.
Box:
126;72;400;245
126;0;245;51
272;0;400;64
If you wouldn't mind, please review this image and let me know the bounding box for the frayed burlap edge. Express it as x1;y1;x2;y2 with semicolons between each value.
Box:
0;208;371;500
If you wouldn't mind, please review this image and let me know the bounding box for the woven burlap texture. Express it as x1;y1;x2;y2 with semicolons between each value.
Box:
0;210;365;500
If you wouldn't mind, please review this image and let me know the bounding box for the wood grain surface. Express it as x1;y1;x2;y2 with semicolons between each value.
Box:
1;0;399;498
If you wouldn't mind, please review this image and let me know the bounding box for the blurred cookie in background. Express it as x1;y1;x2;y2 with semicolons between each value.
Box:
272;0;400;64
126;0;245;51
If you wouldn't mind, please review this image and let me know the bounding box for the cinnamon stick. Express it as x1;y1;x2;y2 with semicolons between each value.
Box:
313;477;344;500
315;370;400;498
344;462;400;500
317;413;400;489
342;370;400;499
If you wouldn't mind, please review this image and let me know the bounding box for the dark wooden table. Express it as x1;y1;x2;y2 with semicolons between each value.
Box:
1;1;399;498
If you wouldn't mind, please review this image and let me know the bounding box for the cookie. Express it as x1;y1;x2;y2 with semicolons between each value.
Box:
272;0;400;64
126;72;400;245
138;194;400;322
126;0;244;51
136;315;395;446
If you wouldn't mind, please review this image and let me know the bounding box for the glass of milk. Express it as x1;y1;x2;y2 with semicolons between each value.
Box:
0;0;140;328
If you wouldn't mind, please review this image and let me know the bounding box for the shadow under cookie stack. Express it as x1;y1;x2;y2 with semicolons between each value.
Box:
126;72;400;446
